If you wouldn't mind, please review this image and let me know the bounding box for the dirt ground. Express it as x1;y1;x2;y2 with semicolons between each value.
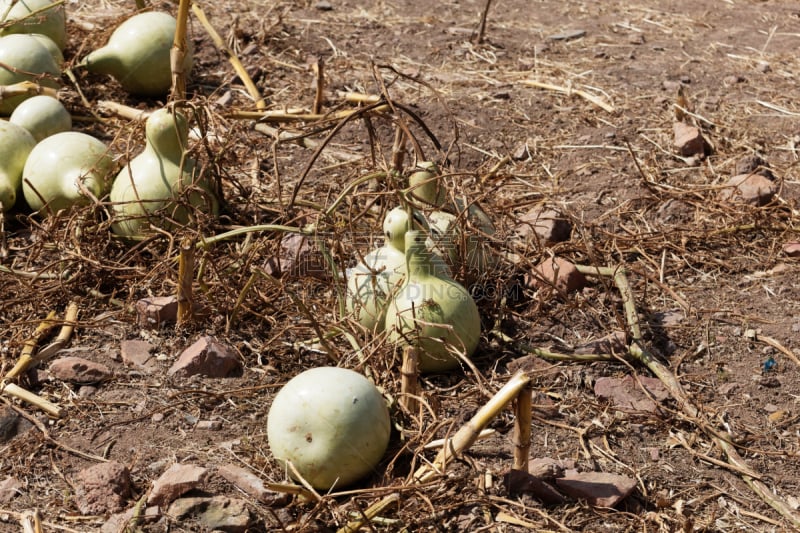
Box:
2;0;800;531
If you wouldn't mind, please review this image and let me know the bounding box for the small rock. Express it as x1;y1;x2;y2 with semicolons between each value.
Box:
574;331;628;355
75;462;132;515
555;470;637;507
512;142;531;161
673;121;706;157
783;241;800;257
136;296;179;327
148;463;208;508
168;336;242;379
756;60;771;73
593;375;670;414
315;0;333;10
196;420;222;430
120;339;155;368
527;257;586;293
49;356;112;385
662;80;682;92
0;476;22;503
218;464;291;506
734;154;771;177
514;206;572;244
0;407;20;444
168;496;251;533
723;74;745;85
718;173;777;206
527;458;566;481
503;469;566;504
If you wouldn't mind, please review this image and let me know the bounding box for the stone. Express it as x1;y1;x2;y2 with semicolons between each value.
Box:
168;336;242;378
503;469;566;505
49;356;113;384
514;206;572;244
148;463;208;508
136;296;179;327
120;339;155;368
217;464;290;506
278;233;329;279
0;476;22;503
528;458;566;481
168;496;251;533
527;257;586;293
673;121;706;157
315;0;333;10
718;173;777;206
734;154;772;178
555;470;637;507
783;241;800;257
548;29;586;41
75;461;132;515
593;375;670;414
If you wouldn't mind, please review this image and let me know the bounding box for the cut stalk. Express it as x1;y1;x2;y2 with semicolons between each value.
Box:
170;0;191;102
512;381;532;472
399;346;420;416
177;237;195;326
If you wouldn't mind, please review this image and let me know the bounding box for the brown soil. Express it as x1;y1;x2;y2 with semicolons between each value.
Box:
2;0;800;531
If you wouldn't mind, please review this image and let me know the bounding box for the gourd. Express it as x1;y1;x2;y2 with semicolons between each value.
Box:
0;0;67;50
109;107;219;238
80;12;193;96
22;132;115;214
408;161;495;275
9;95;71;141
385;230;481;373
0;34;61;115
267;366;391;490
347;207;450;331
0;120;36;211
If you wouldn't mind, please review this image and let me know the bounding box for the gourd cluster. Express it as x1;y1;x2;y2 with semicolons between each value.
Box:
0;3;216;236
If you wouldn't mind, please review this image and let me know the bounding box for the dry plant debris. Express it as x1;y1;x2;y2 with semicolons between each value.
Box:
1;0;800;531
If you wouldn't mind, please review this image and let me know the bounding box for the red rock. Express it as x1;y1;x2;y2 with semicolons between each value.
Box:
136;296;179;327
527;458;567;481
101;506;159;533
49;356;112;384
148;463;208;508
718;173;776;206
0;476;21;503
167;496;251;533
503;469;566;504
527;257;586;293
168;336;242;378
217;464;290;506
783;241;800;257
120;339;155;368
593;375;670;414
673;121;706;157
555;470;637;507
514;206;572;244
75;462;132;515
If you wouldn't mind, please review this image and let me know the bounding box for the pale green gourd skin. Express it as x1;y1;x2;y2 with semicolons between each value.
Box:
408;161;446;208
9;95;71;142
81;12;193;96
22;132;114;214
385;231;481;373
0;0;67;50
110;108;219;238
0;34;61;115
267;367;391;490
0;120;36;211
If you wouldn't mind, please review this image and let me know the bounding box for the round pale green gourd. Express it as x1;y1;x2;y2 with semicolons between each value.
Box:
385;230;481;373
408;161;446;207
0;120;36;211
0;0;66;50
9;95;71;142
80;11;193;96
29;33;64;66
109;108;219;238
22;132;114;214
267;366;391;490
0;34;61;115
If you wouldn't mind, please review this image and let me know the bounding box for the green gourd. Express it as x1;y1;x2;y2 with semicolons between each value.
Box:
267;366;391;490
9;95;71;142
0;0;67;50
0;120;36;211
408;161;447;207
22;132;115;214
0;34;61;115
80;12;193;96
385;230;481;373
109;108;219;238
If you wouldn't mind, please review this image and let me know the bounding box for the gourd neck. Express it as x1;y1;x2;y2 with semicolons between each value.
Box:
144;109;189;163
81;46;121;76
405;231;437;280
